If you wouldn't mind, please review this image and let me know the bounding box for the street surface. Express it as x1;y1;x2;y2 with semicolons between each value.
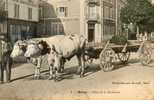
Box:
0;44;154;100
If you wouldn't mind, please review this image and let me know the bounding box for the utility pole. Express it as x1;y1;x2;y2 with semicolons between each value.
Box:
115;0;118;35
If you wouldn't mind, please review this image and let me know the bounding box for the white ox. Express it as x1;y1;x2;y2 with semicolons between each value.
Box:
24;34;86;80
11;40;27;58
10;35;65;79
10;40;44;79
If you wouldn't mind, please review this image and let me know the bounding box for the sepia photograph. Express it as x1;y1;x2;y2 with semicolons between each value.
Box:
0;0;154;100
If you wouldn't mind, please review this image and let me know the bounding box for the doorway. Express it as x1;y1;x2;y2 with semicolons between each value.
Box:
88;23;95;42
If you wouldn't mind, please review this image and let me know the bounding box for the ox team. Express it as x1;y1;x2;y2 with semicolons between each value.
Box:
10;34;86;81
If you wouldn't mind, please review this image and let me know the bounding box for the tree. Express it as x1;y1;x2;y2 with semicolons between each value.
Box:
120;0;154;33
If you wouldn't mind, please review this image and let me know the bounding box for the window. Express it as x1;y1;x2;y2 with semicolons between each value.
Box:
59;24;64;34
13;0;19;2
9;24;22;43
28;8;32;20
88;23;95;42
51;23;64;35
14;4;19;18
53;24;58;34
39;7;43;18
104;6;115;19
88;4;97;19
110;7;113;19
104;6;110;19
60;7;65;12
57;7;68;17
0;23;6;33
104;24;115;40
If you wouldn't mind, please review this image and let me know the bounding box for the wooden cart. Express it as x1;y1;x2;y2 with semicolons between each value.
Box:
85;40;152;72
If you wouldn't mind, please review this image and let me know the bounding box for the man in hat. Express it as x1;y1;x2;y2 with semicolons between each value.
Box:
0;34;13;83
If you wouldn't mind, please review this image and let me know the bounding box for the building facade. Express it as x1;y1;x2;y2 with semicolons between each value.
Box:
38;0;119;43
0;0;7;35
1;0;39;43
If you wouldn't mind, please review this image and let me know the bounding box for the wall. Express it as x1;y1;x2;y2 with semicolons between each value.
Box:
8;0;39;22
39;0;81;36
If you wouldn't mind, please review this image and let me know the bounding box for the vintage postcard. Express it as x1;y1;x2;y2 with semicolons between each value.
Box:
0;0;154;100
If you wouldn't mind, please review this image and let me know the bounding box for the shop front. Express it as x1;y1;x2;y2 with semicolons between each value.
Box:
7;19;37;44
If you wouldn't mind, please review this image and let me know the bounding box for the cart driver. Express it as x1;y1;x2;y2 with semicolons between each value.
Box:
0;34;13;84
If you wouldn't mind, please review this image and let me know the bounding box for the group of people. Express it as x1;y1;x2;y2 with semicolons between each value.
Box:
0;34;12;84
136;32;154;41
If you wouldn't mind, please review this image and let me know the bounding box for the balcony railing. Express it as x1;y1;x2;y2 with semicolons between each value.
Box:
20;0;38;7
86;13;100;22
0;10;7;22
86;0;100;5
0;1;6;10
103;18;116;24
0;1;8;22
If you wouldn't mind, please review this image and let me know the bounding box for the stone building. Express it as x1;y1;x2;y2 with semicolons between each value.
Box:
0;0;126;43
0;0;39;43
0;0;7;35
38;0;118;43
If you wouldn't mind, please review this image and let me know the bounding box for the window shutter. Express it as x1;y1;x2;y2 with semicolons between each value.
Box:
65;7;68;17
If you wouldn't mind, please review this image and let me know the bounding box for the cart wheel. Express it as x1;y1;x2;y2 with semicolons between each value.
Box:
117;52;130;64
99;48;115;72
140;44;152;65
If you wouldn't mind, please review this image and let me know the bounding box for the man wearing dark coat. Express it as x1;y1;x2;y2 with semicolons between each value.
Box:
0;34;13;83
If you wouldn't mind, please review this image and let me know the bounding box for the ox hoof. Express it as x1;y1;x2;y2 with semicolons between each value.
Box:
58;68;64;73
80;75;84;78
58;70;63;73
6;80;11;83
54;78;58;82
77;68;81;75
60;69;64;73
48;76;53;80
54;76;60;82
85;66;89;70
80;73;84;78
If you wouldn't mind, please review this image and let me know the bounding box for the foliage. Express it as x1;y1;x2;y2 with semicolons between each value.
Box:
120;0;154;32
110;35;128;45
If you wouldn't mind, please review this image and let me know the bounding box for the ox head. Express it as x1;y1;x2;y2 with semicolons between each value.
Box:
24;40;50;58
11;40;27;58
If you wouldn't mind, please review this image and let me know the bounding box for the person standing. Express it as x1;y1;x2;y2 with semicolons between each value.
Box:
0;34;13;84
